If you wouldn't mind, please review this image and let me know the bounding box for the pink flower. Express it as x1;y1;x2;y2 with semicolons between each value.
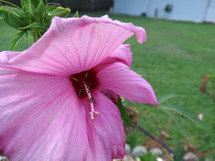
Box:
198;113;203;120
0;15;158;161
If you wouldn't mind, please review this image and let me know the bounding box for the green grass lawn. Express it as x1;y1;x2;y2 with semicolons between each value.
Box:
105;14;215;159
1;13;215;159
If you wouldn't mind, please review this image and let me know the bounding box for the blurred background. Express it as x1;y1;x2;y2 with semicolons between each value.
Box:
6;0;215;23
7;0;113;11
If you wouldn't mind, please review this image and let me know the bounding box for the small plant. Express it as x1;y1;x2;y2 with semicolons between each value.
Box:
149;94;207;141
172;140;185;161
0;0;71;49
126;134;141;152
133;94;207;160
200;74;215;106
140;153;157;161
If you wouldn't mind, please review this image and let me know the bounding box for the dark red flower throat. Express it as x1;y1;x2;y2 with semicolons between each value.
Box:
70;70;100;119
70;70;98;98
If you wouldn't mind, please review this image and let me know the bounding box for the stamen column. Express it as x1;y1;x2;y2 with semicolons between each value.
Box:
83;82;99;119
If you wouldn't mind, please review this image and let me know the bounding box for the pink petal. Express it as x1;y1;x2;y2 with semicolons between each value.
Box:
0;67;88;161
1;15;146;76
109;44;132;67
83;90;126;161
94;44;132;72
97;62;158;106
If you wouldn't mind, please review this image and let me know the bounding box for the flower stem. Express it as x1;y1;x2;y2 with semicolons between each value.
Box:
135;124;174;154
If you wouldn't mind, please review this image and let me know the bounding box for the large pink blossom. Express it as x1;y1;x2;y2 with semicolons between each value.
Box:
0;15;158;161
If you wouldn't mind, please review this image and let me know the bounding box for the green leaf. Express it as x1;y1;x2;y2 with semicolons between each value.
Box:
10;31;26;50
209;74;215;80
24;30;29;41
126;134;140;151
163;110;190;142
157;94;178;104
139;153;157;161
34;0;46;20
18;23;47;30
117;96;133;126
159;105;207;130
20;0;41;11
73;11;79;17
20;0;30;9
0;12;17;28
173;140;185;161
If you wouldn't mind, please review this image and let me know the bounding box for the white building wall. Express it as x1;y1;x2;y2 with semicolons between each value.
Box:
113;0;215;23
205;0;215;22
146;0;209;22
113;0;149;16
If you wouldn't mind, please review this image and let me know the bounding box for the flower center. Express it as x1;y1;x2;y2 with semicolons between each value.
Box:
70;70;99;119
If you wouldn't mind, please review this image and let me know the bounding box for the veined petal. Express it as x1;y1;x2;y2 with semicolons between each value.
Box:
0;67;88;161
109;44;132;67
84;90;126;161
94;44;132;72
97;62;158;106
1;15;146;76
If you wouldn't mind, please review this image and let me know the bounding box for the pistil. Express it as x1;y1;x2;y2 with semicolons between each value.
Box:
83;81;99;120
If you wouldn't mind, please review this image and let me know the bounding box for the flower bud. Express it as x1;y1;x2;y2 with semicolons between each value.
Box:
0;6;27;29
48;6;71;19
